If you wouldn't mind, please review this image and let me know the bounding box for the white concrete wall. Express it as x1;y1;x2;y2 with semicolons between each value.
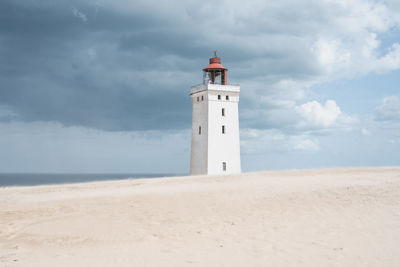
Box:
190;92;208;175
207;90;241;175
190;84;241;175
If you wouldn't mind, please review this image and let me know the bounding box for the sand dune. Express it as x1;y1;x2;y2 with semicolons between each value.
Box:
1;167;400;266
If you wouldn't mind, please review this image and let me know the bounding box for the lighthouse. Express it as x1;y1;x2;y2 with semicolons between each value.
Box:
190;52;241;175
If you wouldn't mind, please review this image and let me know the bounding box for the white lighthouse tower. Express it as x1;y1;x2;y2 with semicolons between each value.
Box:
190;52;241;175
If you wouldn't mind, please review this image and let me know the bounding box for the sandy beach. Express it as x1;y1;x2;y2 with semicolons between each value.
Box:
1;167;400;266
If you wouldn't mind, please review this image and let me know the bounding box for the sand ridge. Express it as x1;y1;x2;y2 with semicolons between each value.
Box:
1;167;400;266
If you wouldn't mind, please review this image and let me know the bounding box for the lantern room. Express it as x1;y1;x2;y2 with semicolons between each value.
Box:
203;52;227;85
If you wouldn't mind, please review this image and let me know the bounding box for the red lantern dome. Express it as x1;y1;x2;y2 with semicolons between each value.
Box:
203;51;228;85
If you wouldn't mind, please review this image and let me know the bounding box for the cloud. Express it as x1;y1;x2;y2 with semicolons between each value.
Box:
311;39;351;74
294;99;357;133
311;34;400;79
375;95;400;122
240;100;353;157
0;105;18;121
361;128;371;136
296;100;341;128
72;7;87;22
373;43;400;73
240;128;320;154
291;136;320;152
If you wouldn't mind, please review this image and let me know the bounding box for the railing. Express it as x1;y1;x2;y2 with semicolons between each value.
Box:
190;83;204;89
190;83;240;89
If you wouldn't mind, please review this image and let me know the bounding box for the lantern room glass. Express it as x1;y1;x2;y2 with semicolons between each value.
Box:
203;70;226;85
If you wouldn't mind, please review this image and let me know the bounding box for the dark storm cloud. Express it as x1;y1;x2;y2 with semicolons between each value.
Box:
0;0;197;130
0;0;331;131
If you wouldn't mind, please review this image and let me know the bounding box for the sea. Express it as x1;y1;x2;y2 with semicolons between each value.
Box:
0;173;180;187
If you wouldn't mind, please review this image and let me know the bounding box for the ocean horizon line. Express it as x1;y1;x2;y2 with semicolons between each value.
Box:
0;172;185;187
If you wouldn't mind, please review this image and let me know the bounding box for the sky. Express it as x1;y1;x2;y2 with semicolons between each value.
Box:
0;0;400;174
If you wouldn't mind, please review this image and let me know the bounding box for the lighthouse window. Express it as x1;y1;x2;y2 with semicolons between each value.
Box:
226;95;229;100
199;126;201;135
222;125;225;134
223;162;226;171
218;95;221;100
201;95;204;101
197;96;199;102
222;108;225;116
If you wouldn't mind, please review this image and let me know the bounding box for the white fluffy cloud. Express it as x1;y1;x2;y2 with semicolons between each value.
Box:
296;100;341;128
295;100;355;130
241;99;356;159
375;95;400;121
306;0;400;79
311;39;351;74
373;44;400;74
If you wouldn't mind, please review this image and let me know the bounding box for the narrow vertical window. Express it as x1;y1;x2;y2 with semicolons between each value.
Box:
201;95;204;101
222;125;225;134
199;126;201;135
226;95;229;100
197;96;199;102
222;108;225;116
218;95;221;100
223;162;226;171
